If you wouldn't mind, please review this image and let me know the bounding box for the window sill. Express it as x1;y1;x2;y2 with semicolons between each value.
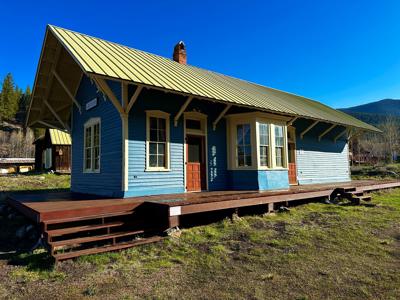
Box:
145;168;171;172
83;169;101;174
258;167;288;171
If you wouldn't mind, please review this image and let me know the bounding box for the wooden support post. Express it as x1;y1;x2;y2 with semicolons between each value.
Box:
174;96;193;127
267;202;274;213
318;124;336;141
168;216;180;228
212;104;231;131
300;120;319;139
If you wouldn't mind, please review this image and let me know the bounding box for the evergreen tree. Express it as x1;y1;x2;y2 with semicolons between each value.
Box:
0;73;20;121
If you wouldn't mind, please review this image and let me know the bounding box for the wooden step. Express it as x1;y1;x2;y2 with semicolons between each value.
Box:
350;191;364;196
339;187;356;192
46;221;125;238
354;195;372;202
43;210;134;228
51;229;147;248
54;236;162;261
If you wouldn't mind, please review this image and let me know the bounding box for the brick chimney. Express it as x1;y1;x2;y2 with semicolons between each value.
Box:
173;41;187;64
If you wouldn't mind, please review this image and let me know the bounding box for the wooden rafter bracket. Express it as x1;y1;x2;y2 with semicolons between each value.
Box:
334;128;349;143
300;120;319;139
92;76;124;115
287;116;298;126
213;104;231;131
127;85;143;113
44;100;71;132
318;124;336;141
53;70;82;113
174;96;193;127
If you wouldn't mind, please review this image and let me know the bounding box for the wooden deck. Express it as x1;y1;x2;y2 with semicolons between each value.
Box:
6;180;400;260
7;179;400;223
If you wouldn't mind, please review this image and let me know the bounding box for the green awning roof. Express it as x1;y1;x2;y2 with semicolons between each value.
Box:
48;25;379;132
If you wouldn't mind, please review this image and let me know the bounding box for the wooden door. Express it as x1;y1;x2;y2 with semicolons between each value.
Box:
288;142;297;185
54;146;71;172
186;135;206;192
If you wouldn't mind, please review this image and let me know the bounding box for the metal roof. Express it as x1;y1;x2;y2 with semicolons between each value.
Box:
49;129;71;145
48;25;379;132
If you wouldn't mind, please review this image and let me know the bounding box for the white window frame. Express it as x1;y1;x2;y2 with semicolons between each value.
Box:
83;117;101;173
146;110;171;172
227;112;289;170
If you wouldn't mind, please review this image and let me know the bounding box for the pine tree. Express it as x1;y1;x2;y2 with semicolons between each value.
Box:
0;73;20;121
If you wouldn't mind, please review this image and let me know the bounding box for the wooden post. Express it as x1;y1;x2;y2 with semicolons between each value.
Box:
168;216;179;228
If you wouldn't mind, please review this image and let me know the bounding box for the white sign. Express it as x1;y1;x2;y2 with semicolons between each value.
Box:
86;98;98;111
170;206;182;216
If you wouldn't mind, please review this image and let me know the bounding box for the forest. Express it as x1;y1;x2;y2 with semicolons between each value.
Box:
0;73;35;158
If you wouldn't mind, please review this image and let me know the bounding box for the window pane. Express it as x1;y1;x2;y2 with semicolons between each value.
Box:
158;129;166;142
150;117;158;130
85;127;91;147
237;125;243;144
276;147;283;167
238;155;244;167
237;145;244;156
85;149;91;169
149;143;157;155
259;123;269;145
149;154;157;167
158;118;166;130
245;155;252;166
93;124;100;146
157;143;165;156
275;125;284;147
157;154;165;167
243;124;251;144
150;129;157;142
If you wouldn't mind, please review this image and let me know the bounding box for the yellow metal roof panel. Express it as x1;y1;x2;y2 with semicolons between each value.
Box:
48;25;379;132
49;129;71;145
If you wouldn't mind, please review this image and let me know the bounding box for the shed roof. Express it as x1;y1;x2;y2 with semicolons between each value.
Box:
29;25;380;132
49;129;71;145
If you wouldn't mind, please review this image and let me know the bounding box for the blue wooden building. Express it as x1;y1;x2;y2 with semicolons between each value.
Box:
26;25;379;198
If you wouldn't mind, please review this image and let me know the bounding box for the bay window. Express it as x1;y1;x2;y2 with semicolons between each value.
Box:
228;112;288;170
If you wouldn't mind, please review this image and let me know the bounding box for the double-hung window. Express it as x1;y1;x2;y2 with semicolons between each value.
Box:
84;118;100;172
236;124;252;167
259;123;270;167
146;111;170;170
275;125;285;167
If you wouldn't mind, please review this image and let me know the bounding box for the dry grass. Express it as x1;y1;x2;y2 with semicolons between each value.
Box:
0;186;399;299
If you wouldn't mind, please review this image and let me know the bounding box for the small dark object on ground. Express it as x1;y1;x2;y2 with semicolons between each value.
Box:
278;206;290;212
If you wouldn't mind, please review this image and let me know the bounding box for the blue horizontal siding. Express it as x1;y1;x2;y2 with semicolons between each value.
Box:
258;170;289;190
294;120;350;185
71;76;123;197
127;90;185;196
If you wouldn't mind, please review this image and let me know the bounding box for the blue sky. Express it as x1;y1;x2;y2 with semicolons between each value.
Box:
1;0;400;108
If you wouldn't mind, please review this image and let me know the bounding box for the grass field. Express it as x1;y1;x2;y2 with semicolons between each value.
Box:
0;174;399;299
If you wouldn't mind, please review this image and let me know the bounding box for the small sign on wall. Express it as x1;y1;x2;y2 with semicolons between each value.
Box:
86;97;98;111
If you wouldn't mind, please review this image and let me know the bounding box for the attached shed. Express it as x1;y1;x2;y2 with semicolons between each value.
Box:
34;128;71;173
